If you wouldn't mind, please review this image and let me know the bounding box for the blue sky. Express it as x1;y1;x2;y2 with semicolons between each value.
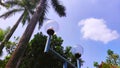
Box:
0;0;120;68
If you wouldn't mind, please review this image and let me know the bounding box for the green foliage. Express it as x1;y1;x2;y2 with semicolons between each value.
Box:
94;49;120;68
51;0;66;17
0;0;33;23
0;27;10;42
0;55;10;68
0;29;4;42
94;62;99;68
5;36;19;55
20;32;66;67
106;49;120;66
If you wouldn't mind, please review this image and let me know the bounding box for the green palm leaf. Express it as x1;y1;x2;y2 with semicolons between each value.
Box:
21;10;30;25
0;8;24;19
38;1;48;29
5;0;24;8
51;0;66;17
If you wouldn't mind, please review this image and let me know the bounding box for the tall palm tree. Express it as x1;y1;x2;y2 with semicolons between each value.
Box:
6;0;66;68
0;0;40;54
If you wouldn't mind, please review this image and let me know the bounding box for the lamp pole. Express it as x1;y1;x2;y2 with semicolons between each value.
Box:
75;53;81;68
63;62;67;68
72;44;84;68
44;28;54;52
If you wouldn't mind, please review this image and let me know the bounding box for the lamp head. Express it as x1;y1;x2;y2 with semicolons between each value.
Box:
47;28;55;35
75;53;81;58
44;20;59;35
71;44;84;58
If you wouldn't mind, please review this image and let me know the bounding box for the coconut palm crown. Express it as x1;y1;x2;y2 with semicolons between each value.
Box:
0;0;42;54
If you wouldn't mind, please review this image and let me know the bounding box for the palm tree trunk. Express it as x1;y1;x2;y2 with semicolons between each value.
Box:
5;0;47;68
0;12;24;54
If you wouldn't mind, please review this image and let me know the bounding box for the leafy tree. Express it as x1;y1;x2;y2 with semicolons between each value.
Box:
106;49;120;66
6;0;66;68
94;49;120;68
20;32;64;68
0;27;10;42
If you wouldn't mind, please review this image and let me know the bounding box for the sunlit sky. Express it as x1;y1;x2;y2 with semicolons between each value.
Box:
0;0;120;68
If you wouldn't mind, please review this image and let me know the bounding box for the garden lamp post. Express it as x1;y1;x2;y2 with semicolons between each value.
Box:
72;44;84;68
44;20;59;52
44;20;70;68
75;53;81;68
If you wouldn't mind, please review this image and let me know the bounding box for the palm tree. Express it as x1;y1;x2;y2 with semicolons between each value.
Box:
0;0;40;54
6;0;66;68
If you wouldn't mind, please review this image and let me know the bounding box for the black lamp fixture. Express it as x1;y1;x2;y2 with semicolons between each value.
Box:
44;20;59;35
75;53;81;59
71;44;84;68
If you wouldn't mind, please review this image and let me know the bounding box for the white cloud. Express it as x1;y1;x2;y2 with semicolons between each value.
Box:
78;18;119;44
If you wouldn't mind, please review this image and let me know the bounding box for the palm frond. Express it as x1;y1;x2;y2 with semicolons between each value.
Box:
24;0;37;10
51;0;66;17
38;1;48;29
5;0;24;8
21;10;28;25
21;9;31;26
0;8;24;19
